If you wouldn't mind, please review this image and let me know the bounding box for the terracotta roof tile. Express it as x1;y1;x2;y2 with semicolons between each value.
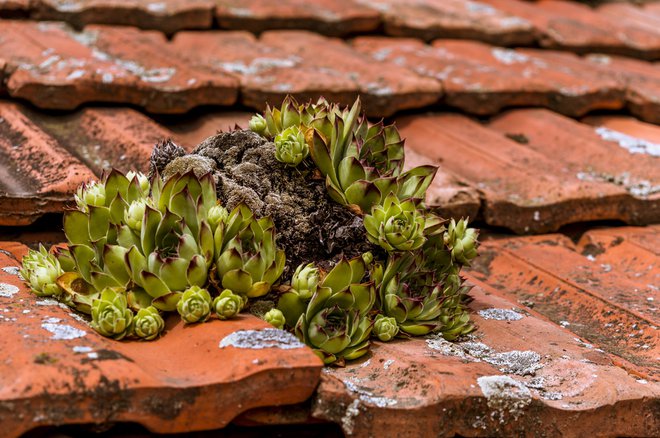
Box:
0;102;168;225
353;36;625;117
0;21;239;113
353;0;536;45
585;54;660;125
396;110;659;233
215;0;380;36
469;226;660;380
31;0;215;34
313;275;659;436
0;242;322;437
171;30;443;117
0;101;95;225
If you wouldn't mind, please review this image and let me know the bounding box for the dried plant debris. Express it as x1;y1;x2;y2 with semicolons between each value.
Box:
20;96;480;365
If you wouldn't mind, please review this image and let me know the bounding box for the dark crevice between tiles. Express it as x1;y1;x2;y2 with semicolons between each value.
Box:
21;422;344;438
0;213;65;248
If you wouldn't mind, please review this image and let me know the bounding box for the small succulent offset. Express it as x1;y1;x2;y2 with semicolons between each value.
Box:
22;95;479;362
274;125;309;166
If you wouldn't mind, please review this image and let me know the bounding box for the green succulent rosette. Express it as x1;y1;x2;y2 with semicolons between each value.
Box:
91;288;134;340
248;114;268;136
444;218;479;266
215;204;285;298
294;256;375;364
62;170;217;312
274;125;309;166
177;286;212;324
264;308;286;329
212;289;243;320
291;262;319;300
21;244;64;297
134;306;165;340
373;314;399;341
364;193;426;252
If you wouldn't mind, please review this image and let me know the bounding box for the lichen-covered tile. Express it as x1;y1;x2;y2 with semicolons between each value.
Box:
0;242;322;438
216;0;380;36
469;229;659;379
352;37;624;117
32;0;215;34
396;112;637;233
354;0;535;46
0;20;239;113
312;282;660;437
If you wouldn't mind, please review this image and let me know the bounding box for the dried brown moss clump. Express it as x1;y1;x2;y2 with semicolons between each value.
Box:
151;132;379;279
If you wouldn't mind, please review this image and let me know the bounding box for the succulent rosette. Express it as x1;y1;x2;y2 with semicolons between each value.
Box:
264;308;286;329
377;252;473;338
91;288;134;340
294;256;375;364
373;314;399;341
364;193;426;251
134;306;165;340
215;204;285;298
444;218;479;266
21;244;64;297
213;289;243;320
177;286;212;324
291;263;320;300
274;125;309;166
248;114;268;136
61;170;217;312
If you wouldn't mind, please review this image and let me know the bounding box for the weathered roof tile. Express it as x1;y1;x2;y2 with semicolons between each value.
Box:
396;110;659;233
0;242;323;438
469;226;660;380
0;21;239;113
31;0;215;34
353;36;624;117
171;30;443;117
313;277;659;436
354;0;536;46
215;0;380;36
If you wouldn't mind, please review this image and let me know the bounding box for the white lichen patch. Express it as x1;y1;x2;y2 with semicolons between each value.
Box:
219;328;305;349
594;126;660;157
478;308;524;321
383;359;395;370
72;346;93;353
342;377;398;408
341;399;361;435
491;48;529;65
2;266;22;278
0;283;19;298
426;335;542;376
42;317;87;340
477;375;532;422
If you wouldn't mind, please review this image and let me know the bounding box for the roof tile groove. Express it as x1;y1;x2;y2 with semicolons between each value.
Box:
468;226;660;379
31;0;215;34
170;30;443;117
396;110;659;233
0;21;239;113
313;279;660;437
215;0;380;36
0;242;323;438
352;37;626;118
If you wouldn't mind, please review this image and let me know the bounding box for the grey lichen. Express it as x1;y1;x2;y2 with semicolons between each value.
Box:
477;375;532;422
219;328;305;350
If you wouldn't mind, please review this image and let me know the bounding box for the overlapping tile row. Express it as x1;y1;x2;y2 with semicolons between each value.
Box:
468;226;659;381
31;0;214;34
313;272;659;436
0;101;172;225
0;243;322;438
3;0;660;60
170;30;443;117
0;21;238;113
353;36;660;123
396;109;660;233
